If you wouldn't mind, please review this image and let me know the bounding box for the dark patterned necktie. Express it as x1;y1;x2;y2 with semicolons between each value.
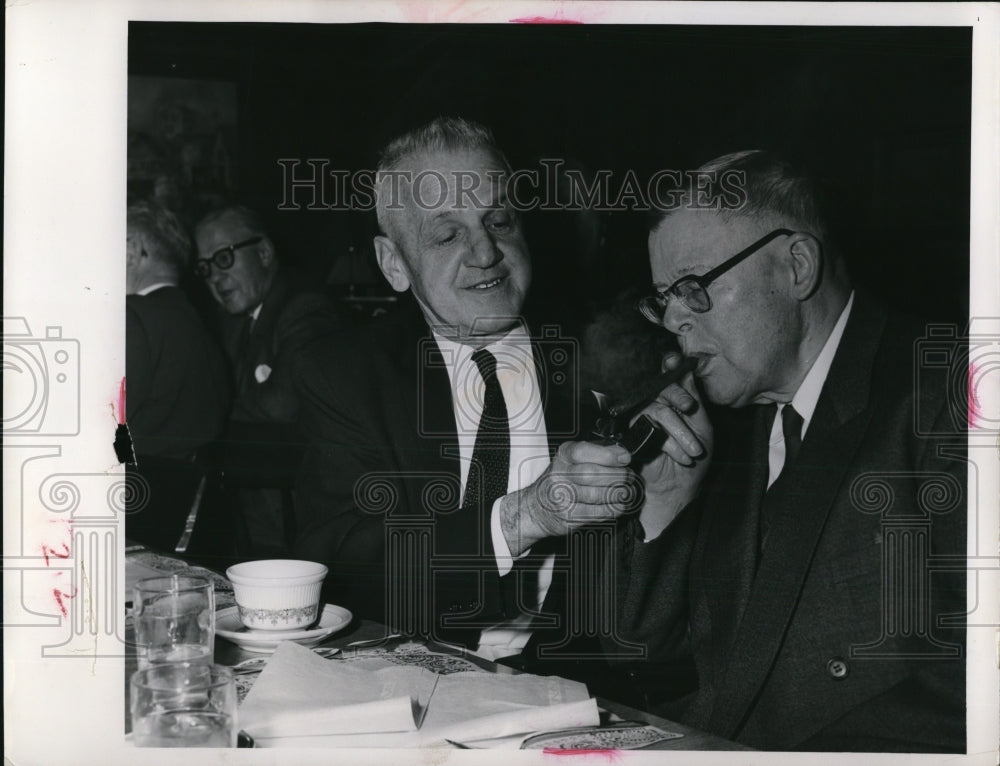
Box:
460;349;513;618
461;349;510;515
760;404;804;551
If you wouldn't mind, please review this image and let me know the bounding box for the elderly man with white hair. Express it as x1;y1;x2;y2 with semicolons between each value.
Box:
294;117;639;690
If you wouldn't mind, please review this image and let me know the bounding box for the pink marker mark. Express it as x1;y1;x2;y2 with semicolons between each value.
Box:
53;586;78;617
543;750;621;761
118;377;127;424
510;16;583;24
967;363;980;429
41;519;73;566
41;541;71;567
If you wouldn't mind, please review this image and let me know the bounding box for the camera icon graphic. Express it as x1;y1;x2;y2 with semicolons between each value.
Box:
2;317;80;435
915;319;1000;435
417;320;579;441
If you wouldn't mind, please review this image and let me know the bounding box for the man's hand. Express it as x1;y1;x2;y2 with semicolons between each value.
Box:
499;440;639;557
636;352;714;539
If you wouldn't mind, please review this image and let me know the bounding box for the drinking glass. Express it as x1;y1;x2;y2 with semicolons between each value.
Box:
131;663;237;747
133;574;214;669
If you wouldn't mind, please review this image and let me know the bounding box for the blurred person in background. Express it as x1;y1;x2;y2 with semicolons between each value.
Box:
126;200;229;460
193;205;342;557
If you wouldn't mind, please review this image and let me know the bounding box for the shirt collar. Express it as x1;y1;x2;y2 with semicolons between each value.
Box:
431;323;539;445
135;282;177;296
249;303;263;322
431;322;532;373
787;291;854;437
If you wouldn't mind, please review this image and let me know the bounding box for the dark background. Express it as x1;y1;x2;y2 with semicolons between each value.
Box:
128;22;971;324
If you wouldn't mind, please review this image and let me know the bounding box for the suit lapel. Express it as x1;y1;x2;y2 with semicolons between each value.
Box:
389;305;466;545
706;294;887;738
700;404;772;673
393;303;459;475
245;270;292;366
221;270;293;398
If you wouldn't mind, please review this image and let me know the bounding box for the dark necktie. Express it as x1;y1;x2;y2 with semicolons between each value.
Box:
759;404;804;551
460;349;516;618
779;404;804;475
461;349;510;515
233;314;254;390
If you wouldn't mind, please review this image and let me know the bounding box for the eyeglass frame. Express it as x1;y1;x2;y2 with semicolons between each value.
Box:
638;228;795;322
193;236;263;279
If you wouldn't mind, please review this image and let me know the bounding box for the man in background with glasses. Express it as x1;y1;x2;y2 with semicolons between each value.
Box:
194;205;341;423
193;205;341;556
612;150;965;752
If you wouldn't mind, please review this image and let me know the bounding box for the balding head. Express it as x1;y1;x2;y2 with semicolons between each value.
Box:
371;117;531;343
126;200;192;294
375;117;513;245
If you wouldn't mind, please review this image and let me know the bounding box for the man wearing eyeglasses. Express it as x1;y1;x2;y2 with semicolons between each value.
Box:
194;205;341;423
613;150;966;752
194;205;341;555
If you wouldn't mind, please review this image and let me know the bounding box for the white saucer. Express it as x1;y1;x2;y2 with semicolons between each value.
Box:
216;604;352;653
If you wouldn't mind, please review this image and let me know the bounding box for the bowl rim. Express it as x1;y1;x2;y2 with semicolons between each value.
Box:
226;559;328;585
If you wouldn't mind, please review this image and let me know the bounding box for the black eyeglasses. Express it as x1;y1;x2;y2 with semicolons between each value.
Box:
193;236;262;279
638;228;794;323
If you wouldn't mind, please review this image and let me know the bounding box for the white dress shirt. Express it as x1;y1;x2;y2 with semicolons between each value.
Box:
136;281;177;296
767;292;854;486
432;324;555;658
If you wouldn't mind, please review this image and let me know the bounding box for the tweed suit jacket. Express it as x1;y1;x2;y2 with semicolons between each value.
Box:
612;292;967;752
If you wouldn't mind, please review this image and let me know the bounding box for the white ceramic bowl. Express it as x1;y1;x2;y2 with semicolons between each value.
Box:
225;559;327;631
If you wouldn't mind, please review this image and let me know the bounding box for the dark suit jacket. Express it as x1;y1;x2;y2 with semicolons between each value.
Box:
612;292;967;752
219;269;341;425
126;286;230;459
293;299;593;651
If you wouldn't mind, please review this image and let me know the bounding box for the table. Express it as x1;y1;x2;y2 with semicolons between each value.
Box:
124;546;749;751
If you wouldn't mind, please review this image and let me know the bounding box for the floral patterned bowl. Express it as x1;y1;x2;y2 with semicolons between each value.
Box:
225;559;327;631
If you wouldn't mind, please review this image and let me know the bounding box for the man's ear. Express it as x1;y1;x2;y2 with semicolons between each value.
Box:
125;235;144;269
787;233;823;300
256;237;277;269
374;236;411;293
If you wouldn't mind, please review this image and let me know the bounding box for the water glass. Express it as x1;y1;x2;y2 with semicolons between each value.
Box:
131;663;237;747
134;574;214;669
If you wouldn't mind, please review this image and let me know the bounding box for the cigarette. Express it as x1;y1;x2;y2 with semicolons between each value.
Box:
608;356;695;417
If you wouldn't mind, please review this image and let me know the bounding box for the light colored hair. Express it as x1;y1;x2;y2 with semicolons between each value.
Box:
374;116;512;240
126;200;192;272
652;149;831;243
